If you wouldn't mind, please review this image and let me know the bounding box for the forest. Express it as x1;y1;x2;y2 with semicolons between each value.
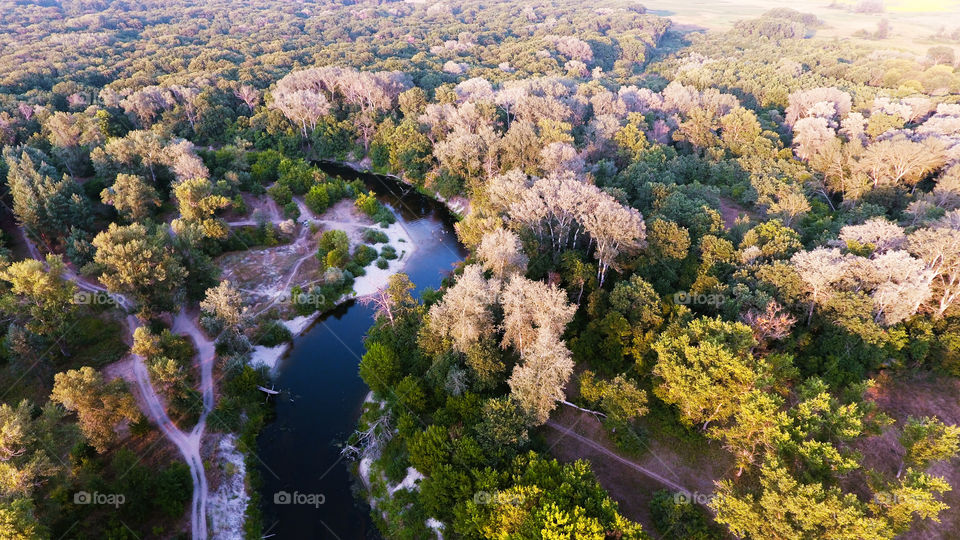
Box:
0;0;959;538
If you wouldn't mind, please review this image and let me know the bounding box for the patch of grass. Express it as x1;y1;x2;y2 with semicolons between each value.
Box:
67;315;129;369
603;418;648;458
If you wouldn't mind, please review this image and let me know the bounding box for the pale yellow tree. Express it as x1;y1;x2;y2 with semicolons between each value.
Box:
170;177;231;241
908;226;960;317
477;228;528;279
507;333;574;424
792;247;850;323
200;280;247;329
50;367;140;453
500;276;576;358
857;137;947;189
100;173;161;221
425;265;501;354
580;193;647;286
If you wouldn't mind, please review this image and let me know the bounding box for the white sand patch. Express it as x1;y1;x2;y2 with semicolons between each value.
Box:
250;344;289;371
387;467;425;495
359;457;372;489
282;313;318;335
208;434;249;540
249;314;319;373
352;220;416;297
426;518;445;538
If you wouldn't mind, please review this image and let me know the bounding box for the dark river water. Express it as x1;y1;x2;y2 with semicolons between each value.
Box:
256;164;466;538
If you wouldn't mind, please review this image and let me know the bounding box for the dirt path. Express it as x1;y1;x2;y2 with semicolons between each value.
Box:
716;195;753;230
127;312;211;540
21;230;216;540
545;420;690;494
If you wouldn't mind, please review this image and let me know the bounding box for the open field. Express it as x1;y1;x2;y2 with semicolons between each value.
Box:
644;0;960;53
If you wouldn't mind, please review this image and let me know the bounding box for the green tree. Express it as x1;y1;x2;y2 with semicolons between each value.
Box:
0;401;72;499
474;397;530;456
740;219;802;261
50;367;141;453
3;148;92;248
0;498;45;540
0;254;76;339
652;317;761;429
358;342;400;396
899;416;960;477
713;460;893;539
170;176;231;241
92;222;186;315
100;173;161;222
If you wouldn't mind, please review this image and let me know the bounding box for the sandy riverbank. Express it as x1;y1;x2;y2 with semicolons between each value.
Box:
248;211;416;372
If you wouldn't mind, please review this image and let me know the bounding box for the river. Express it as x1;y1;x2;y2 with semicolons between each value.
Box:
256;164;466;538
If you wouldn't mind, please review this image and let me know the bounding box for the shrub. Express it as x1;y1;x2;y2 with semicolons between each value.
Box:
283;201;300;219
355;191;380;216
380;245;398;260
353;244;378;267
363;228;389;244
249;150;283;185
268;182;292;206
376;257;389;269
252;320;291;346
305;184;331;214
325;247;350;269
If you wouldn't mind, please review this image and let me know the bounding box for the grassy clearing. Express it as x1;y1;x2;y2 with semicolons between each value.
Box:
644;0;960;53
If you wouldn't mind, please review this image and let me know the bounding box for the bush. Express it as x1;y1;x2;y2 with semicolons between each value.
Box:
319;229;349;253
283;201;300;219
325;247;350;269
252;320;292;346
380;245;398;260
355;191;396;225
318;229;350;269
345;261;366;277
249;150;283;185
305;184;331;214
355;191;380;216
268;182;292;206
376;257;389;269
374;208;396;226
276;158;314;195
353;244;378;267
363;228;389;244
603;418;647;457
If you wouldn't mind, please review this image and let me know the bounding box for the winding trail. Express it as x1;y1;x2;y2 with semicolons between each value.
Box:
127;311;214;540
21;192;409;538
21;231;217;539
